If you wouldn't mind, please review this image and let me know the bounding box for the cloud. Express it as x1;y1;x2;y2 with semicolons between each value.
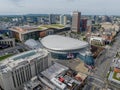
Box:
9;0;24;7
0;0;120;15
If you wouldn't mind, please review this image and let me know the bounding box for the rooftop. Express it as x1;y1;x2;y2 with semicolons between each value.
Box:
40;24;65;29
9;51;36;60
24;39;42;49
9;24;65;34
0;49;48;73
90;36;105;41
10;25;39;33
41;63;69;79
113;71;120;81
108;71;120;84
41;35;89;51
41;63;86;90
112;58;120;68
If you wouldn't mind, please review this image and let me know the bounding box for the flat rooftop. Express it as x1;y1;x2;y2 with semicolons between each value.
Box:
41;63;69;79
108;71;120;84
41;63;87;90
0;49;48;73
9;50;36;60
41;35;89;51
90;36;104;41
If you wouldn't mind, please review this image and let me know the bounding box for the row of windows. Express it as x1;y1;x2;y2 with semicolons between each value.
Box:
51;53;78;60
77;54;94;65
35;57;48;75
35;60;43;75
24;32;39;41
12;57;48;88
0;41;13;46
12;64;32;88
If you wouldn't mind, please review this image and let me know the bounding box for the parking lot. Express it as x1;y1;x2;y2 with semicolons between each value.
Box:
55;59;89;75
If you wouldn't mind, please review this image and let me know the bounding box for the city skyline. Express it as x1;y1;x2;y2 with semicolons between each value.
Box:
0;0;120;15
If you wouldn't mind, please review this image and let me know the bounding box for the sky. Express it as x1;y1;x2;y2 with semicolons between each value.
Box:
0;0;120;15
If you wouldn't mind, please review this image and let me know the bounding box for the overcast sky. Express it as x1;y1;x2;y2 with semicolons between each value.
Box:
0;0;120;15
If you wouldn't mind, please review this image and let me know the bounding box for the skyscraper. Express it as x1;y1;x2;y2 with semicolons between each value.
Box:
49;14;56;24
60;15;67;25
81;18;87;32
71;11;81;33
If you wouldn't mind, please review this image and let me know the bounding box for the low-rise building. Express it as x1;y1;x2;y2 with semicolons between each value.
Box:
40;63;87;90
0;38;15;47
108;58;120;86
89;36;105;46
23;76;42;90
9;25;70;42
101;22;120;33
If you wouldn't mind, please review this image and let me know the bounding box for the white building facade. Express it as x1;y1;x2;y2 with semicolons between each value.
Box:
89;36;105;46
0;49;49;90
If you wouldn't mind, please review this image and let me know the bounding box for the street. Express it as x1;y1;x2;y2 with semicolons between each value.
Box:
84;32;120;90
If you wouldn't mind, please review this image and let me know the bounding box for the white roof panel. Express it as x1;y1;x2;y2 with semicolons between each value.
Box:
25;39;42;49
41;35;89;51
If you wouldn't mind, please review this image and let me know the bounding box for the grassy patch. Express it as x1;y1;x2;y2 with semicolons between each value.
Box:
43;25;53;28
113;72;120;81
41;24;65;29
0;54;13;61
38;27;44;30
51;24;64;28
38;26;46;30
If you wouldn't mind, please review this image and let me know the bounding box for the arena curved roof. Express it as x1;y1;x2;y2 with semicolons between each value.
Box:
41;35;89;51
